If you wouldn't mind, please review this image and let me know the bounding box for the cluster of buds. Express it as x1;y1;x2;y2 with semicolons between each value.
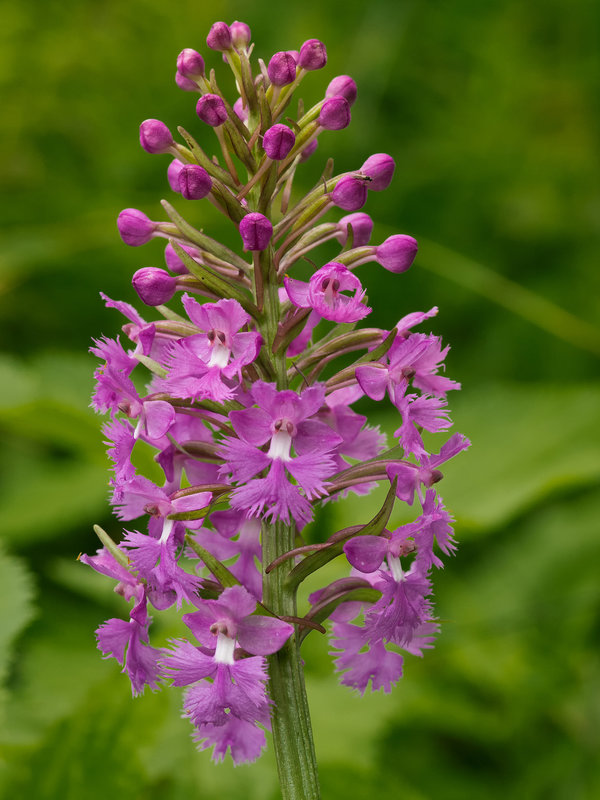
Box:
83;20;469;768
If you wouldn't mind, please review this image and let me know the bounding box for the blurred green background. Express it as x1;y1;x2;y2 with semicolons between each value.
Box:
1;0;599;797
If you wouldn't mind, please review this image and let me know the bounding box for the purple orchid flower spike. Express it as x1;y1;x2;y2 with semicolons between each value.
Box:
85;21;469;780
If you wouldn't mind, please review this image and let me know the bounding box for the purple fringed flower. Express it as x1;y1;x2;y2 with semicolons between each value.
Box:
285;262;371;323
219;381;343;526
206;22;232;52
361;153;395;191
230;21;251;49
158;295;261;403
139;119;173;155
335;212;373;247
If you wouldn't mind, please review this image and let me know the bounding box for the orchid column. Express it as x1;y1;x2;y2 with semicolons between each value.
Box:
84;19;469;800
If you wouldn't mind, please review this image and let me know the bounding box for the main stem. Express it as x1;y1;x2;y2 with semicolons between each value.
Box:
260;265;321;798
263;521;321;800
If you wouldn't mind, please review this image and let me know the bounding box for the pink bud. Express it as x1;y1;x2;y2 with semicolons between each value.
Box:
299;138;318;162
139;119;173;154
375;235;418;273
176;48;205;79
326;75;357;107
331;176;368;212
164;242;201;275
175;70;198;91
179;164;213;200
267;52;297;86
319;96;351;131
361;153;395;191
336;213;374;246
298;38;327;70
233;97;249;124
239;212;273;251
167;159;184;192
230;21;251;48
117;209;156;246
206;22;232;51
263;124;296;160
132;268;177;306
196;94;228;127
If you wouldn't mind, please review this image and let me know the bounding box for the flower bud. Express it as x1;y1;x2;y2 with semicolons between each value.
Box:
139;119;174;154
206;22;232;52
175;70;198;91
326;75;357;106
267;52;297;86
117;209;156;246
164;242;201;275
331;176;368;211
361;153;395;191
375;235;418;273
179;164;213;199
298;38;327;70
230;21;251;48
132;268;177;305
233;97;249;124
336;213;374;246
263;124;296;160
176;48;205;79
299;138;318;162
167;159;184;192
196;94;228;127
319;96;351;131
239;212;273;251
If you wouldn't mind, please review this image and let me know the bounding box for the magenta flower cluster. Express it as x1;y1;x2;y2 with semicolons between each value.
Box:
84;20;469;767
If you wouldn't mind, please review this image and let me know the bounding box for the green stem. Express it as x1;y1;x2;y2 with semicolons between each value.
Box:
263;521;321;800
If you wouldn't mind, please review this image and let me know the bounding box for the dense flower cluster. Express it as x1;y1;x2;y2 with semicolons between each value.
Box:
83;20;469;766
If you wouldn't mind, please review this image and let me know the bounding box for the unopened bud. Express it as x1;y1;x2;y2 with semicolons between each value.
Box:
175;70;199;91
326;75;357;106
336;212;373;246
132;267;177;305
263;124;296;160
167;159;184;192
331;176;368;212
375;234;418;273
179;164;213;199
196;94;228;127
177;48;205;79
299;138;318;162
206;22;232;52
298;38;327;70
361;153;395;191
319;96;351;131
233;97;249;124
139;119;174;154
267;52;297;86
230;21;251;48
164;242;201;275
117;209;156;246
239;212;273;251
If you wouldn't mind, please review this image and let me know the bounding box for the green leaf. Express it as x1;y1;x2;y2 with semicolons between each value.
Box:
185;534;241;588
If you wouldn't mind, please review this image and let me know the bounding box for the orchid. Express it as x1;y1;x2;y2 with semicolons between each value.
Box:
83;20;469;799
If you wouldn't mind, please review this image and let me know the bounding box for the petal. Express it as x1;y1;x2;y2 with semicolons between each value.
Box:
343;535;388;573
355;364;388;401
237;616;294;655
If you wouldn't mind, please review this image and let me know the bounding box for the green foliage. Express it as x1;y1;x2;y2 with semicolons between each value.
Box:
1;0;599;797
